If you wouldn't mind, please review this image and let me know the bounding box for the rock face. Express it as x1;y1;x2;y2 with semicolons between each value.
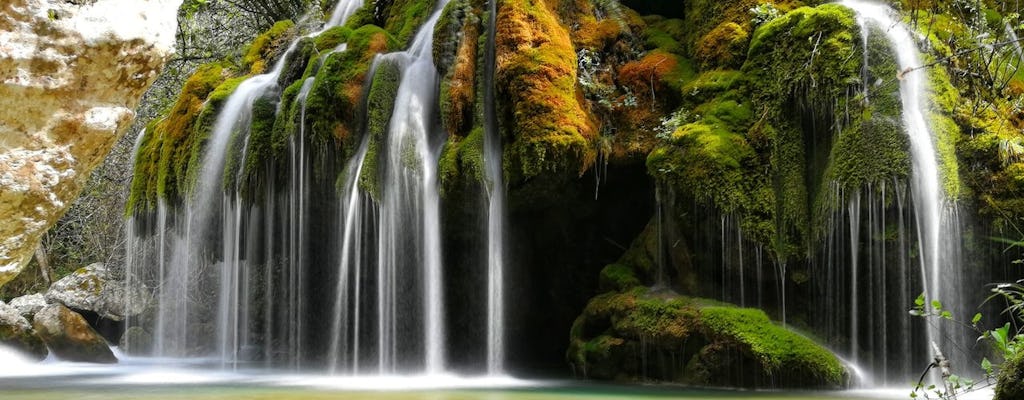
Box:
32;303;116;363
46;263;144;321
0;301;47;360
9;293;47;317
0;0;182;288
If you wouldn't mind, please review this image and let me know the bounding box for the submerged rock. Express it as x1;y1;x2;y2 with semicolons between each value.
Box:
0;0;181;288
568;288;849;389
9;293;48;318
32;304;116;363
0;301;47;360
46;263;145;321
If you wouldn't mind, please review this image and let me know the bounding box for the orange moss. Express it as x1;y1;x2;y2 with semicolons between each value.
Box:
442;20;479;138
496;0;598;181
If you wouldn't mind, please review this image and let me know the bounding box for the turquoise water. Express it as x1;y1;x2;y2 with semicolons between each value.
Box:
0;364;925;400
0;353;991;400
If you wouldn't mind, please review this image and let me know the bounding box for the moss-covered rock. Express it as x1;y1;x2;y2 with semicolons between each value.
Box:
995;350;1024;400
568;288;848;388
496;0;598;184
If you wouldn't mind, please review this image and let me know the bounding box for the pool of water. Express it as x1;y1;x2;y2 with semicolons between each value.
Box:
0;352;995;400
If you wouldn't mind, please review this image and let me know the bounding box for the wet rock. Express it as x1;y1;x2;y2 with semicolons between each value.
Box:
46;263;145;321
32;303;116;363
0;301;47;360
9;293;48;318
0;0;182;288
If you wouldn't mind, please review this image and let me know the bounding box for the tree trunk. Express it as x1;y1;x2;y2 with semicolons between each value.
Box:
35;243;51;287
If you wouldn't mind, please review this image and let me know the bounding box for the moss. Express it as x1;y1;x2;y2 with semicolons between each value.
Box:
438;126;486;196
381;0;440;45
314;26;353;51
683;0;804;58
304;24;398;151
243;20;297;74
128;62;233;213
598;263;641;292
643;17;686;55
496;0;598;184
995;342;1024;400
696;21;749;70
358;59;403;198
568;289;848;388
699;306;847;385
434;0;479;139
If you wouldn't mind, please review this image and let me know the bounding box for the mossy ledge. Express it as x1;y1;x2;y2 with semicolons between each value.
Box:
568;287;849;389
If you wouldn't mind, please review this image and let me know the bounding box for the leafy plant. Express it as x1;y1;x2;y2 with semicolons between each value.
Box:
908;283;1024;399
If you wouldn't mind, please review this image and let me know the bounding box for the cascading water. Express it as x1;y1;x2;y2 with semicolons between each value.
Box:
483;0;506;375
127;0;365;365
326;0;451;375
841;0;969;381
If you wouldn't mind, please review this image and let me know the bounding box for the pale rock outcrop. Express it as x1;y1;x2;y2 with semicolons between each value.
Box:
0;0;182;287
33;303;116;363
9;292;47;317
46;262;145;321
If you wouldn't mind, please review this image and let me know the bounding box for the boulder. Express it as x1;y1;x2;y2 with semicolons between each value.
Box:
9;293;47;317
568;288;849;389
46;263;145;321
32;303;116;363
0;301;47;360
0;0;182;288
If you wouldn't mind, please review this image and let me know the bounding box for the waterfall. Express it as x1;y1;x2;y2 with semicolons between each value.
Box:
483;0;506;375
841;0;966;381
128;0;364;364
327;0;451;375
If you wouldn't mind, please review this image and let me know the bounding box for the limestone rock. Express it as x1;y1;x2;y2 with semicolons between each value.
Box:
0;0;182;288
0;301;47;360
9;293;47;317
32;303;116;363
46;263;145;321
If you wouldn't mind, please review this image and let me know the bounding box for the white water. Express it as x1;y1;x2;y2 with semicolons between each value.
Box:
483;0;506;375
842;0;966;381
327;0;450;375
130;0;364;363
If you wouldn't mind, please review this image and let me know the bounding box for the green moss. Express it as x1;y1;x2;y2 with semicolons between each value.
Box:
643;17;686;55
569;289;848;388
357;59;402;199
696;21;749;69
699;306;846;384
128;62;234;214
599;263;641;292
995;343;1024;400
314;26;353;51
243;20;296;74
438;126;485;196
381;0;439;45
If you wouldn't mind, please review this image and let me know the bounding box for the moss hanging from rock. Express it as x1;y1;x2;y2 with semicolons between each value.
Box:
496;0;598;185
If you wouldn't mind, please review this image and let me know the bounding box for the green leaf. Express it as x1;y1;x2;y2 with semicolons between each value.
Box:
982;357;993;374
940;310;953;320
931;299;943;310
915;293;926;306
972;313;983;325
